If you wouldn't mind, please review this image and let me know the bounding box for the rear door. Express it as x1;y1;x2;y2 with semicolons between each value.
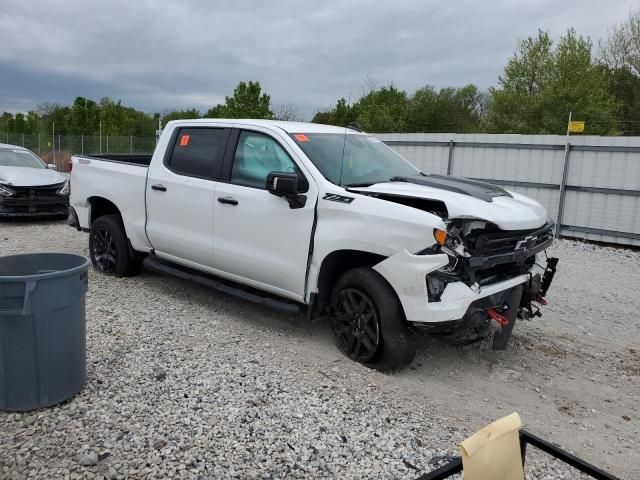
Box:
146;125;230;267
211;127;317;300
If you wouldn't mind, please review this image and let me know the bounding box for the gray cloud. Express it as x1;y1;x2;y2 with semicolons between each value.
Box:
0;0;634;118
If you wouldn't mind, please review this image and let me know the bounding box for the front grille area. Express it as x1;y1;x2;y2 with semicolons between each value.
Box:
465;221;554;257
11;184;64;199
428;221;554;294
0;183;68;216
461;221;553;285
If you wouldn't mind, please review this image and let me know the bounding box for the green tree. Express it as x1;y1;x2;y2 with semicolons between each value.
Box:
99;97;158;136
487;29;619;135
599;9;640;134
25;111;40;134
0;112;14;133
206;81;272;119
599;8;640;76
38;102;71;135
2;99;159;137
407;84;484;133
353;85;408;132
311;109;335;124
311;98;356;126
67;97;100;135
601;66;640;134
160;108;201;127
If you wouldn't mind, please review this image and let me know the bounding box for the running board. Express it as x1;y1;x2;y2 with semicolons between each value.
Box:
142;256;303;315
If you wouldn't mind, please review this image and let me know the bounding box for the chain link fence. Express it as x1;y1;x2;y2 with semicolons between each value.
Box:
0;132;157;171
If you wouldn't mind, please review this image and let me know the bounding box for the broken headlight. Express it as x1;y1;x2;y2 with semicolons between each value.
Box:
0;183;15;197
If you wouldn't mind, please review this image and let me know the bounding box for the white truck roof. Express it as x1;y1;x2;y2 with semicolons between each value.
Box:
164;119;364;134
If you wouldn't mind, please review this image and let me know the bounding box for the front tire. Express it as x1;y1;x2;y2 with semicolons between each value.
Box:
331;267;416;372
89;214;141;277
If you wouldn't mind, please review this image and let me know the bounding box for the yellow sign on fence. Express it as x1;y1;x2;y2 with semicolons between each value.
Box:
568;121;585;133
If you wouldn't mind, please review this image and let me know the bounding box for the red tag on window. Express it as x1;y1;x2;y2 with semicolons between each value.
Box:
294;133;309;142
180;134;190;146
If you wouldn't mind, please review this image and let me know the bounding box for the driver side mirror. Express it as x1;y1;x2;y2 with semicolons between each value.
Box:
47;164;58;170
266;172;306;209
267;172;299;196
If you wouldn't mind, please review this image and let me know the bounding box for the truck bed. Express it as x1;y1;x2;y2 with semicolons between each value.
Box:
84;153;153;167
70;153;151;251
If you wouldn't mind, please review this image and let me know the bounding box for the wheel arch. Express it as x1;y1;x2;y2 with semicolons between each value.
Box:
88;196;122;226
87;196;142;259
313;249;389;316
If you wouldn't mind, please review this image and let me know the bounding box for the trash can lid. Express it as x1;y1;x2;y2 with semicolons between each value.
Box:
0;253;90;281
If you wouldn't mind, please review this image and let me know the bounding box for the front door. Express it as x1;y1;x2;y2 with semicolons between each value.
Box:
212;128;317;300
146;126;229;267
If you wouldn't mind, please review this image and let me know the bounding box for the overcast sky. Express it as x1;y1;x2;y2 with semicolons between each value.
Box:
0;0;635;119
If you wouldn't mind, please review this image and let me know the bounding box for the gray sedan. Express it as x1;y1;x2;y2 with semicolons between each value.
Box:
0;143;69;217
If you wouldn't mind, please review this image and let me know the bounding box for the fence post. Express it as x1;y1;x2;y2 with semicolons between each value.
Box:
446;139;456;175
22;133;24;147
38;134;40;155
130;135;133;153
106;136;109;153
81;135;84;155
555;142;572;237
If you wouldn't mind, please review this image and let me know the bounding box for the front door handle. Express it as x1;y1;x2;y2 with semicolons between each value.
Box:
151;184;167;192
217;196;238;206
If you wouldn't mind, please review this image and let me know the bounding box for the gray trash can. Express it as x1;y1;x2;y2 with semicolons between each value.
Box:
0;253;90;411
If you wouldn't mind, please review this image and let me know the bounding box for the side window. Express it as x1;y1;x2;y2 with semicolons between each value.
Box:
167;128;227;178
231;131;297;189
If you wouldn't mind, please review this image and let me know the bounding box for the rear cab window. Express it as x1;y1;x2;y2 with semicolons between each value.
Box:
166;127;229;178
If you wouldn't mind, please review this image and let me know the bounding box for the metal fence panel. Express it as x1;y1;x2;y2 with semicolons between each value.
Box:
390;144;449;174
377;133;640;247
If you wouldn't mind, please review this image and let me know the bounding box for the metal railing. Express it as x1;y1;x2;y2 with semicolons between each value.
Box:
416;429;621;480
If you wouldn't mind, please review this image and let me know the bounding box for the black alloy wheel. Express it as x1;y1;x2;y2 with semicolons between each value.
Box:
332;288;381;362
92;227;118;273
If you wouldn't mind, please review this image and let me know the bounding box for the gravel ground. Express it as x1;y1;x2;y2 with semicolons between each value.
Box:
0;220;638;479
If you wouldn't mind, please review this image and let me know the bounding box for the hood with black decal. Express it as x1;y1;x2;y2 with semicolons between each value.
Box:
349;174;548;231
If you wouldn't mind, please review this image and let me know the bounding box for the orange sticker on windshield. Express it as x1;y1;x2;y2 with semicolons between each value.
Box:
294;133;309;142
179;134;190;146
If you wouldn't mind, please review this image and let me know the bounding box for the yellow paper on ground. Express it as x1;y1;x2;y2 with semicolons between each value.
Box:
460;412;524;480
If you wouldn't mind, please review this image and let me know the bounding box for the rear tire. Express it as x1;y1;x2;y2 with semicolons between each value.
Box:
330;267;416;372
89;214;141;277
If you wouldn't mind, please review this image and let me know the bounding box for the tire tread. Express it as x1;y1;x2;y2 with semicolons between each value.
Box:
331;267;416;372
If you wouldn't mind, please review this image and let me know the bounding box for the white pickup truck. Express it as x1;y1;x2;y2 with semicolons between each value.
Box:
69;119;557;371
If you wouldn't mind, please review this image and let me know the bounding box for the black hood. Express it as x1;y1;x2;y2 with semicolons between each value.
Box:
389;174;511;202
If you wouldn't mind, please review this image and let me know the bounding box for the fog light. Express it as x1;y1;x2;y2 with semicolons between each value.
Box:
426;274;447;302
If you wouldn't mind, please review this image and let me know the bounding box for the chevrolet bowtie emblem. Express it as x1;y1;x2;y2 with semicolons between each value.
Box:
514;235;537;250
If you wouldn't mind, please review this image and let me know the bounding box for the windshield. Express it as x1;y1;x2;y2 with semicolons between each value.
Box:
0;147;47;169
290;132;419;186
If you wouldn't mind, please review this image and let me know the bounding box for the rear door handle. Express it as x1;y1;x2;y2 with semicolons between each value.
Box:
218;196;238;206
151;184;167;192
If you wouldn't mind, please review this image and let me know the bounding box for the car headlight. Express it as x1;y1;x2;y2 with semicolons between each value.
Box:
0;183;15;197
57;179;70;196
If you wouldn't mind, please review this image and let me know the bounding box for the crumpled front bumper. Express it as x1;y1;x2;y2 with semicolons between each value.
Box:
374;249;546;324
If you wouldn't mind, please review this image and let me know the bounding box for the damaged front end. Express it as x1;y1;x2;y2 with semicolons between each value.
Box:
422;219;558;347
